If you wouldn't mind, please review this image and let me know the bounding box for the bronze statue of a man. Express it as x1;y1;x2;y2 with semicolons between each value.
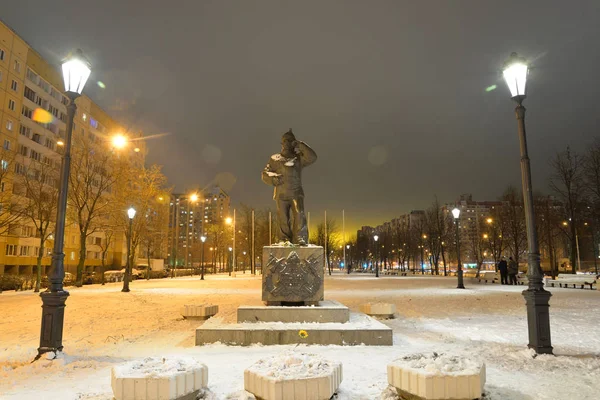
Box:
262;129;317;245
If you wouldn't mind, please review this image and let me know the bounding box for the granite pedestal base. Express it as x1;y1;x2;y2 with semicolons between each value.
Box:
238;300;349;323
262;246;324;306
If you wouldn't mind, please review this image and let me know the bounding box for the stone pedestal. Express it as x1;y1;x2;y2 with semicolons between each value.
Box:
238;300;349;323
181;304;218;320
262;246;324;306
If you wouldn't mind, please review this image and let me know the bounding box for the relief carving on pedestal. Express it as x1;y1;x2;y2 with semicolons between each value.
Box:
264;251;322;299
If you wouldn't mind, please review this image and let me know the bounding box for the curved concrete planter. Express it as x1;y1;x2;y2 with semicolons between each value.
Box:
111;357;208;400
244;353;342;400
387;353;485;399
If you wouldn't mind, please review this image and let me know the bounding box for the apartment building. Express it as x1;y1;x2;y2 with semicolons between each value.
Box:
0;20;146;277
167;186;231;267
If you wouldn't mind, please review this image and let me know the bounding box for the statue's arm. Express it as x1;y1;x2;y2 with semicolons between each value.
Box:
261;162;282;186
296;141;317;167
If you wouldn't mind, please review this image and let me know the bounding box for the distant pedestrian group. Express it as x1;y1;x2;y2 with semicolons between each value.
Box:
497;257;519;285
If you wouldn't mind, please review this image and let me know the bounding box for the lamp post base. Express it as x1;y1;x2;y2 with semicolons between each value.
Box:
37;290;70;357
522;288;553;355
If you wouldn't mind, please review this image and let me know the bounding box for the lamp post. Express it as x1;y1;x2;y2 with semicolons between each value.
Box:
37;50;91;358
228;247;233;275
200;235;206;280
346;244;351;274
373;235;379;277
502;52;552;354
122;207;136;292
452;208;465;289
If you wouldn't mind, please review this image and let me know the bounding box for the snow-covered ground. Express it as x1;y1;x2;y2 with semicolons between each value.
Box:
1;273;599;399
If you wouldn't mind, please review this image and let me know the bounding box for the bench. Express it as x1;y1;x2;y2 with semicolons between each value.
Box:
478;271;498;283
547;274;597;290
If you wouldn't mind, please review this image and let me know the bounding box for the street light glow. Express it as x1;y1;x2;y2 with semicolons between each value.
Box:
486;218;493;224
112;134;127;149
127;207;136;219
61;49;91;94
503;52;528;100
225;217;233;225
452;208;461;219
200;236;207;243
190;193;199;202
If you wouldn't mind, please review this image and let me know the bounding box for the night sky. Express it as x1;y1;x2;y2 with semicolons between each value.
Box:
3;1;600;231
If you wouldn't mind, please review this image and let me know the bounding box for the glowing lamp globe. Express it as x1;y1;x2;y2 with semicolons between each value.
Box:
61;49;91;95
127;207;136;219
373;235;379;242
452;208;461;220
200;236;207;243
502;52;528;103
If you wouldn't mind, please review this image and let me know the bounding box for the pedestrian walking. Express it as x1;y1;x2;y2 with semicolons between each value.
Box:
497;257;508;285
508;257;519;285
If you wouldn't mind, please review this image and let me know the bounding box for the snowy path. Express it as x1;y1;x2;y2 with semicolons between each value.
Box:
1;274;599;399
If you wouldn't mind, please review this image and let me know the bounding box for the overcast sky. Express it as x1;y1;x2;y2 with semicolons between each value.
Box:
3;1;600;232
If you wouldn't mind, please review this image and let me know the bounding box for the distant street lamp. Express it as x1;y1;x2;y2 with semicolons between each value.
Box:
346;244;351;274
502;52;552;354
373;235;379;277
122;207;136;292
37;49;91;359
200;235;207;280
452;208;465;289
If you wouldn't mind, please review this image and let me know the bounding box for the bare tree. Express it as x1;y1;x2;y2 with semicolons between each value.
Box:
99;227;115;285
17;156;59;292
68;136;119;286
483;206;508;270
549;146;587;273
0;149;23;234
311;217;339;275
502;186;527;265
584;139;600;271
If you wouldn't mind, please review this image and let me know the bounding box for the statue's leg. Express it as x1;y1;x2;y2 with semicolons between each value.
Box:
276;199;293;243
292;197;308;245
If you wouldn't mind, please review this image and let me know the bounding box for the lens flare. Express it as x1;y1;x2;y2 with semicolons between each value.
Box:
485;85;497;92
97;81;106;89
32;108;54;124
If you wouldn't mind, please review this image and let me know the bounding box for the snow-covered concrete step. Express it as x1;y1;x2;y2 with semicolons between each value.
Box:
387;353;485;399
181;304;218;319
244;352;342;400
111;357;208;400
196;312;392;346
237;300;349;323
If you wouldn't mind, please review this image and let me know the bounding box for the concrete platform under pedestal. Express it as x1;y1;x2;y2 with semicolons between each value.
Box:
196;312;393;346
237;300;349;323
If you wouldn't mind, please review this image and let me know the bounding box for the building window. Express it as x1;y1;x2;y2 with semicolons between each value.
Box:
11;80;17;91
70;251;75;261
0;49;4;61
5;244;17;256
19;245;30;256
1;160;7;170
21;106;32;119
0;181;5;192
19;125;31;138
89;117;98;129
8;99;15;111
24;86;36;102
14;60;21;73
82;113;87;122
6;120;13;131
3;140;10;151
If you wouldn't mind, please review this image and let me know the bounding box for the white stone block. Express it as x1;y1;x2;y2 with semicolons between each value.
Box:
244;352;342;400
181;304;218;319
359;302;396;318
111;357;208;400
387;353;485;400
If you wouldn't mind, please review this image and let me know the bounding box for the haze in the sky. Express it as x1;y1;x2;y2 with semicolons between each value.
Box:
3;1;599;232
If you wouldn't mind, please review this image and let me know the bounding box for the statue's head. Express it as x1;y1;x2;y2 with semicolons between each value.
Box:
281;129;296;153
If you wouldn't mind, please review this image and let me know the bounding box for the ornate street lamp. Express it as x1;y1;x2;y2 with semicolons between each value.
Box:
200;235;207;280
502;52;552;354
37;50;91;359
122;208;137;292
452;208;465;289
